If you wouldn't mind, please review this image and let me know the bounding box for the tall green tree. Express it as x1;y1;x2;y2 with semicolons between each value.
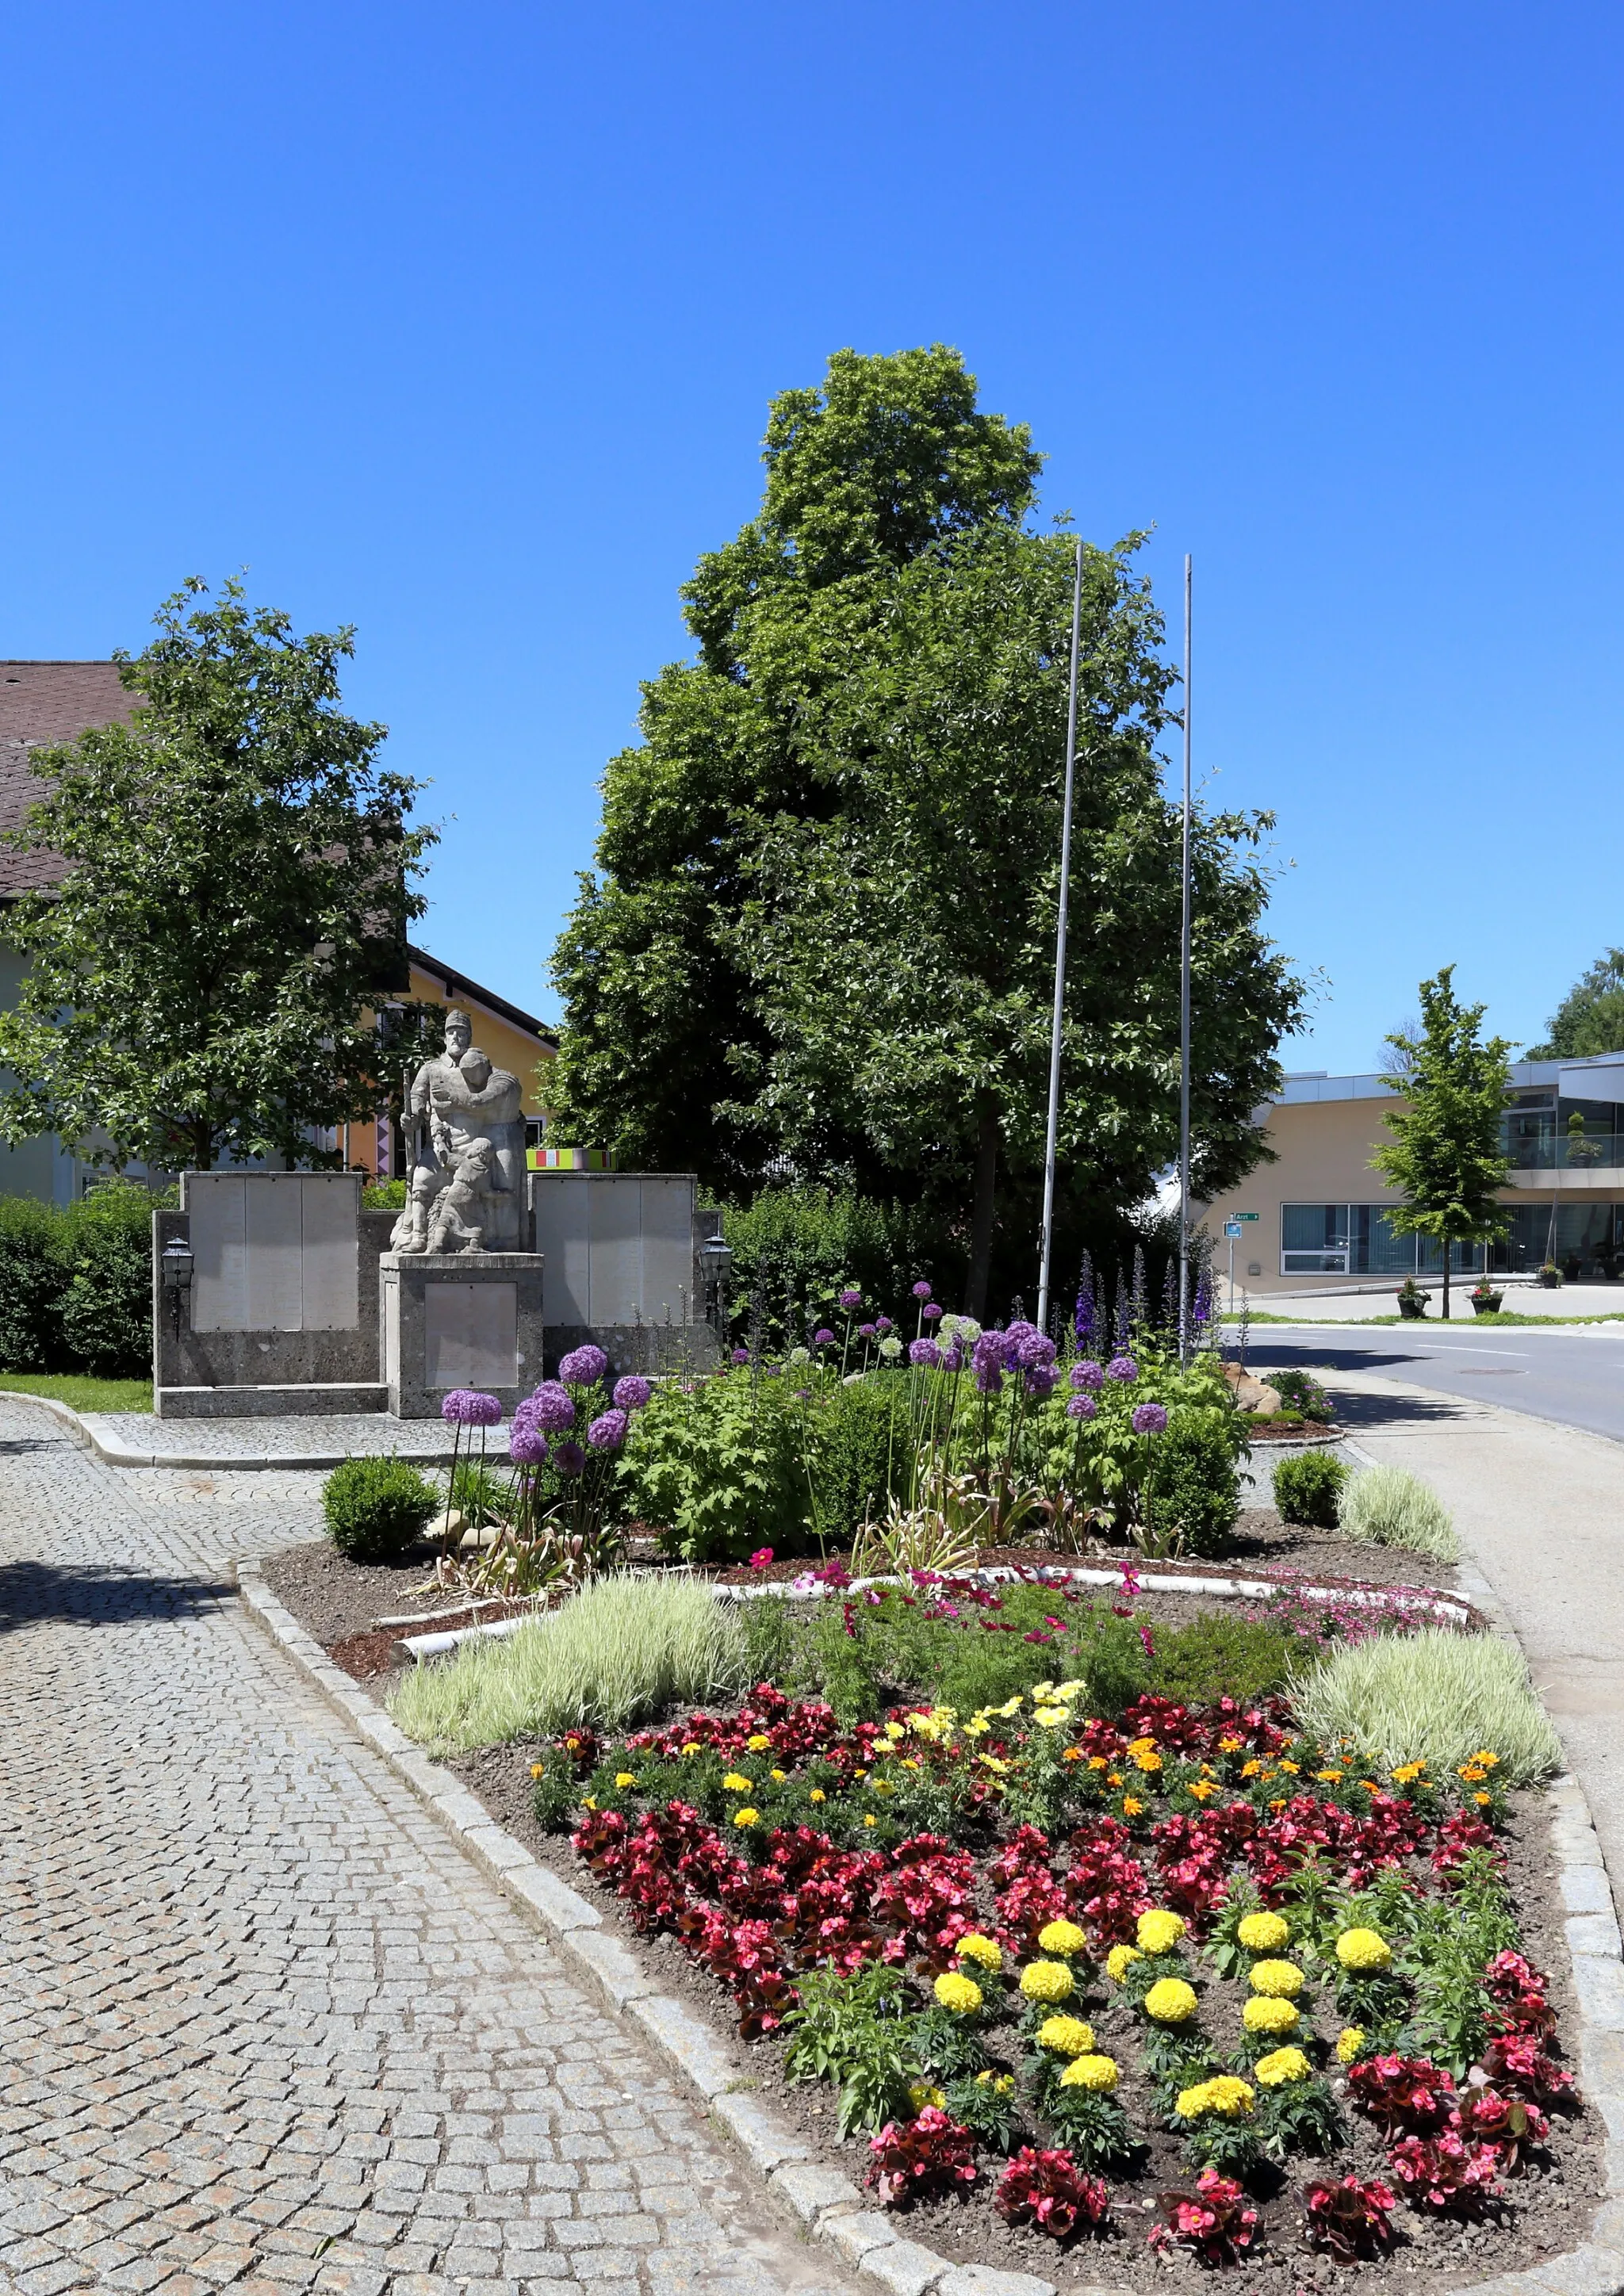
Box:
1526;948;1624;1059
551;346;1305;1313
0;577;435;1172
1370;966;1513;1320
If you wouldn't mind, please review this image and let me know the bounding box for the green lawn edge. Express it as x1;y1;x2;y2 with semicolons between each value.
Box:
0;1372;154;1412
1226;1308;1624;1327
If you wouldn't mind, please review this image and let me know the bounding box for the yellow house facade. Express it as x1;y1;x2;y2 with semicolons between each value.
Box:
1202;1054;1624;1297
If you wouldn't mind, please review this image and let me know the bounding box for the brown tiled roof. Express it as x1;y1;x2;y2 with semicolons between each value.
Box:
0;661;136;897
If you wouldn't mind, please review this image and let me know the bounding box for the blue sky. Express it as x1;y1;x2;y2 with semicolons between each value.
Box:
4;3;1620;1071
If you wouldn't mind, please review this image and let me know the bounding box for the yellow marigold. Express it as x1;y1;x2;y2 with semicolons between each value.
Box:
1037;1919;1088;1958
808;1789;826;1803
975;2070;1016;2095
1086;1754;1109;1772
1018;1960;1075;2004
1336;2026;1366;2064
1473;1790;1492;1807
901;1758;919;1771
1136;1909;1187;1955
1105;1944;1142;1984
863;1813;878;1827
721;1773;753;1793
770;1769;787;1782
1253;2046;1312;2088
1248;1959;1304;1999
1189;1780;1217;1801
1036;2015;1096;2057
732;1807;758;1827
955;1934;1003;1972
1243;1995;1299;2034
933;1971;983;2015
1316;1770;1344;1784
1236;1911;1289;1954
1218;1735;1243;1753
681;1741;702;1755
979;1755;1010;1775
1128;1741;1164;1773
747;1733;773;1751
615;1773;638;1789
1475;1749;1500;1770
907;2081;946;2110
1240;1758;1263;1779
530;1762;544;1778
1060;2053;1119;2094
1121;1795;1144;1817
1335;1927;1392;1973
1177;2074;1253;2120
1143;1977;1198;2025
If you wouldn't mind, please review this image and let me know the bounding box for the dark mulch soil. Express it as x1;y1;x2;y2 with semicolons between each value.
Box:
262;1540;542;1678
450;1748;1602;2294
1243;1419;1342;1443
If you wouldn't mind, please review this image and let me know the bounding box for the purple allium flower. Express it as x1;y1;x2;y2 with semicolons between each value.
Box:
858;1322;877;1340
941;1342;964;1371
1132;1401;1168;1435
558;1343;609;1387
912;1280;933;1300
588;1407;629;1451
908;1337;942;1368
613;1374;653;1410
922;1302;944;1322
463;1391;504;1426
526;1381;576;1432
1066;1394;1099;1422
1105;1355;1139;1383
1071;1360;1105;1392
812;1327;835;1347
1025;1364;1060;1399
440;1388;474;1424
553;1439;586;1475
509;1425;549;1465
731;1347;750;1365
875;1314;893;1333
839;1287;862;1310
1007;1319;1057;1371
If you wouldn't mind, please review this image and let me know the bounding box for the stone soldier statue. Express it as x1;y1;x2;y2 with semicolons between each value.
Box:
405;1008;527;1249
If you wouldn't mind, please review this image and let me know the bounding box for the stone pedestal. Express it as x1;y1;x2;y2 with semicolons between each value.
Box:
380;1252;546;1418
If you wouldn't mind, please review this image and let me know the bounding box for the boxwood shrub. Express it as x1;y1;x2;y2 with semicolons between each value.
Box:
324;1456;442;1561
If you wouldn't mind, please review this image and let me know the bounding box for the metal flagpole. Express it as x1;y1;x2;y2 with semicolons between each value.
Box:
1036;536;1086;1334
1178;553;1193;1363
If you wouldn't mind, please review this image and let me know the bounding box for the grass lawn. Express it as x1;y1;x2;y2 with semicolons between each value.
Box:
0;1372;153;1412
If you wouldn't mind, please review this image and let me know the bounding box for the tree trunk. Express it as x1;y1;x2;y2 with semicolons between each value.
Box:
964;1096;999;1321
1442;1237;1450;1322
190;1121;213;1174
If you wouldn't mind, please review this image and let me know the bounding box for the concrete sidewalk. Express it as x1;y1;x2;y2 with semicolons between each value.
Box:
1229;1282;1624;1322
1325;1366;1624;1915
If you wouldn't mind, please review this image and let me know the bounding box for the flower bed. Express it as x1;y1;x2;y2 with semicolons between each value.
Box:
526;1653;1595;2284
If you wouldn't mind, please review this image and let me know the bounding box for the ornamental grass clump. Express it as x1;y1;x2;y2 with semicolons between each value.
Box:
1338;1464;1458;1560
387;1576;748;1751
1289;1629;1562;1787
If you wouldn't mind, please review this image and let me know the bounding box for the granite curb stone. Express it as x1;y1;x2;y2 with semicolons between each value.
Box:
234;1559;1624;2296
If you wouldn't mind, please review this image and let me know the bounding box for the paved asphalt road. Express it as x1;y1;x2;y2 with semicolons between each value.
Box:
1228;1319;1624;1447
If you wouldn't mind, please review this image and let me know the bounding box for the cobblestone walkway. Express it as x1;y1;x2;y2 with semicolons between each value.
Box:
0;1402;852;2296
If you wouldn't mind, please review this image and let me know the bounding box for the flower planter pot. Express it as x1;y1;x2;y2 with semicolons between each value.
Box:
1471;1292;1504;1316
1397;1297;1427;1319
1538;1269;1562;1290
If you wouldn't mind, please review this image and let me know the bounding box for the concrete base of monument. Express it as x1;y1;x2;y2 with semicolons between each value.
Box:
380;1250;547;1418
155;1382;389;1420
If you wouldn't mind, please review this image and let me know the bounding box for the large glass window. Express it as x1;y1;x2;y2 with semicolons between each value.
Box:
1350;1205;1420;1275
1281;1203;1350;1273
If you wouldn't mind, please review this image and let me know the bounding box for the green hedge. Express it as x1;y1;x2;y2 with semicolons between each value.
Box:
0;1185;159;1379
720;1187;961;1346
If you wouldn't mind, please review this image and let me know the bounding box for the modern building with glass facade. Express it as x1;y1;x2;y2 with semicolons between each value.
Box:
1200;1052;1624;1295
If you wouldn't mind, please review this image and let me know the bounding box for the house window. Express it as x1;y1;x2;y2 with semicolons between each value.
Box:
1281;1203;1350;1274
